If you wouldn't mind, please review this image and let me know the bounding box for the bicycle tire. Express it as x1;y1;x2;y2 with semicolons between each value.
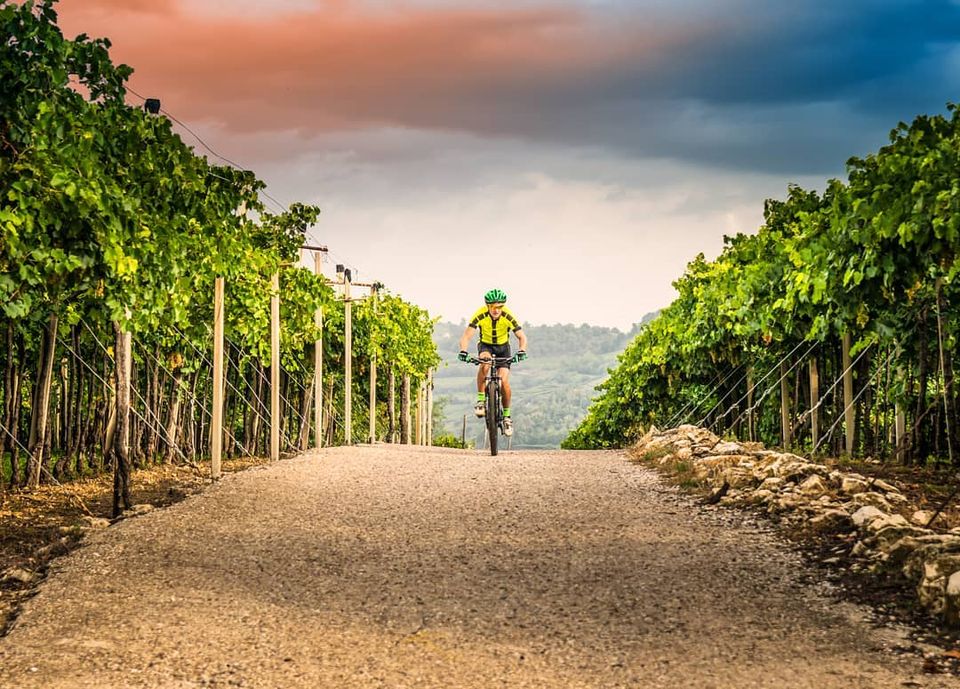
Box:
486;382;498;456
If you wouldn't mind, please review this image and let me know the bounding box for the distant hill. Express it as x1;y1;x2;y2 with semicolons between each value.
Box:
432;314;658;448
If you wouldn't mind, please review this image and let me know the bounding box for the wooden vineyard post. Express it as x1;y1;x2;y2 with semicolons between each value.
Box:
402;374;411;444
270;272;280;462
112;322;132;517
388;368;397;443
780;360;791;450
809;357;819;451
314;251;324;449
211;277;225;478
426;369;434;446
415;382;423;445
895;401;906;462
746;367;755;442
369;283;378;444
843;332;855;455
343;268;353;445
935;278;954;465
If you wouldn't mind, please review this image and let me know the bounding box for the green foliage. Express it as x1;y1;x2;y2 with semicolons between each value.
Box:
0;0;439;462
432;434;468;449
566;103;960;459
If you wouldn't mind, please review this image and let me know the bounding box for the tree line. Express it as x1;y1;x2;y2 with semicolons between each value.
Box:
0;1;439;512
566;102;960;467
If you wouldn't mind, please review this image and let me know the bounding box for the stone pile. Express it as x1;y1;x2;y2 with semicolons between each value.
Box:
634;424;960;626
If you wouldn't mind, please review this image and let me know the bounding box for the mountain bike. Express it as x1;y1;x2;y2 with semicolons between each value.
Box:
464;354;519;456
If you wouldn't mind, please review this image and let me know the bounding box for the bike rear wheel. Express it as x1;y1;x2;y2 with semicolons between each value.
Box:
486;382;499;456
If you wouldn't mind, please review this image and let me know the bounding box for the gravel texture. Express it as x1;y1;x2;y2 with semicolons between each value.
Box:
0;445;957;688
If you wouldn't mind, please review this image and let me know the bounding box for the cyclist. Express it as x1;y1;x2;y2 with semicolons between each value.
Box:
457;288;528;436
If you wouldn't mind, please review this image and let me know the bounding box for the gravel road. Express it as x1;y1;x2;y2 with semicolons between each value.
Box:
1;445;956;688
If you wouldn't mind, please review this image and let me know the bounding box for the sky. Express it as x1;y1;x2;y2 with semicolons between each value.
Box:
53;0;960;331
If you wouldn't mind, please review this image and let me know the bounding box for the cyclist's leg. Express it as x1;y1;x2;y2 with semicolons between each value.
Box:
498;368;514;436
477;351;492;391
475;349;493;417
499;367;511;409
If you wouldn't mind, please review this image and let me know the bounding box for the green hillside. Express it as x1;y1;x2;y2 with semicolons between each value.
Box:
432;317;656;448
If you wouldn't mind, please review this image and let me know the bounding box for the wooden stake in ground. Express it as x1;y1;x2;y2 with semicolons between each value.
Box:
344;268;353;445
369;283;378;444
27;313;58;488
314;251;324;450
895;400;906;462
401;374;411;445
388;368;396;443
746;367;755;442
211;277;225;479
112;322;132;517
935;278;954;465
809;357;819;450
415;382;423;446
271;272;280;462
843;332;855;455
426;369;434;446
780;359;791;450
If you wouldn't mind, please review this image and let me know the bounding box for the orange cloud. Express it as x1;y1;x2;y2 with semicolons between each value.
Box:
53;0;675;138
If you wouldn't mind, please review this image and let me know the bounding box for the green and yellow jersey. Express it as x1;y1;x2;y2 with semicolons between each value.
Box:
469;307;523;345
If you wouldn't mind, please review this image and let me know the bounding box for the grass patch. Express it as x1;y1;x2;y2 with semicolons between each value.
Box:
631;443;708;493
632;444;675;464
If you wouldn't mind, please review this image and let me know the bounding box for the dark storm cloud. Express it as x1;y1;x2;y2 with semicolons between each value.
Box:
56;0;960;175
535;0;960;173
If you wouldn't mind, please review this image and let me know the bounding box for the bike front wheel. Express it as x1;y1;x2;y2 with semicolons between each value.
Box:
486;383;499;456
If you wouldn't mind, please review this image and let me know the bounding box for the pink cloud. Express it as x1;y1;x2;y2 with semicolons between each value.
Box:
53;0;681;138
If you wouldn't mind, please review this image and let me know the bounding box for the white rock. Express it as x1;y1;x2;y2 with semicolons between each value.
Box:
873;479;902;494
913;553;960;617
721;467;755;489
3;567;37;585
759;477;785;492
809;509;851;531
851;505;887;529
912;510;935;527
81;516;111;529
749;489;775;505
840;477;869;495
798;474;828;496
770;495;808;514
866;513;910;533
871;524;933;553
946;571;960;626
904;542;960;584
711;441;745;455
846;492;893;511
883;536;926;566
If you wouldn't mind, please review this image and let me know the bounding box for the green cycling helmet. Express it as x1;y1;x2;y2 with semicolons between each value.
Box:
484;288;507;304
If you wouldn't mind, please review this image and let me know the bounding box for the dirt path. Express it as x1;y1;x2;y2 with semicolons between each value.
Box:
0;445;955;688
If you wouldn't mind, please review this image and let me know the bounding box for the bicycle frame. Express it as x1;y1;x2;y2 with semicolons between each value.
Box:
465;355;517;456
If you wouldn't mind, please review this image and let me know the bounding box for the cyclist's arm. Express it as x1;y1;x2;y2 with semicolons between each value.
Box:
458;326;477;352
514;327;528;351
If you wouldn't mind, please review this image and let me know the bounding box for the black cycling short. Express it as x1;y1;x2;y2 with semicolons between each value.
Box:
478;342;511;369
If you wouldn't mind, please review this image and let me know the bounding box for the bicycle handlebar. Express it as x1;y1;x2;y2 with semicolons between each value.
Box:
464;355;519;365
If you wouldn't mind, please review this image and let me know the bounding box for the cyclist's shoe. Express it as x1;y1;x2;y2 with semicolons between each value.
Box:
474;402;486;418
503;418;513;436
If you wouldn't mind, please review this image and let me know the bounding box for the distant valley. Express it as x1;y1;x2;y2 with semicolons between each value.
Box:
431;316;656;448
